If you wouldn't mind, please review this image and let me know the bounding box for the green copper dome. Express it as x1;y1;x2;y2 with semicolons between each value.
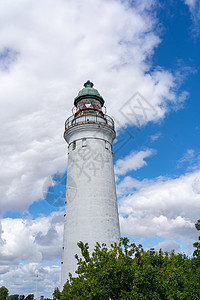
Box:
74;80;104;106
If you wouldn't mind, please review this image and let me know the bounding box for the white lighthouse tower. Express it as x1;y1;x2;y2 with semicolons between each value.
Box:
61;81;120;288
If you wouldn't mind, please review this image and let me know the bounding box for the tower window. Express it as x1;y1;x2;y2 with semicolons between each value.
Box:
105;141;110;150
82;138;87;147
72;141;76;150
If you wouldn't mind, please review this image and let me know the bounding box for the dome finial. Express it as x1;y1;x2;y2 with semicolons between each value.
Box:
84;80;94;88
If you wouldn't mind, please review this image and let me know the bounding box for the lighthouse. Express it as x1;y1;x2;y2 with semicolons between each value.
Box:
61;81;120;288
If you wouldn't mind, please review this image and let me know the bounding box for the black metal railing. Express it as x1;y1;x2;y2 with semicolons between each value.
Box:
65;112;114;130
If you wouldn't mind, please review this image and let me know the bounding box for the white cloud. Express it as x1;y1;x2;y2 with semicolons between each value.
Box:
180;149;195;161
1;262;60;298
0;212;63;267
116;176;155;196
184;0;200;33
115;149;155;176
154;240;181;252
0;0;187;214
118;170;200;249
0;212;63;296
184;0;197;9
149;132;162;142
192;176;200;194
177;149;200;170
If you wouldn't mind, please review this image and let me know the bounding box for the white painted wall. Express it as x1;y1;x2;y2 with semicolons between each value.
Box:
60;122;120;289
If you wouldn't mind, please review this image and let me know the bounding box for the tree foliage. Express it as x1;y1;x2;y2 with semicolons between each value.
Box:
54;234;200;300
0;286;9;300
8;295;19;300
25;295;34;300
193;219;200;258
0;287;34;300
53;288;61;300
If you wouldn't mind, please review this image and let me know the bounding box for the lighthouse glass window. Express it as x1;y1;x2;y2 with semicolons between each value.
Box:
77;98;101;112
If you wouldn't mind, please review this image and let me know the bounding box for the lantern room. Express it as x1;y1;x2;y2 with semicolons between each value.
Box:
74;80;105;116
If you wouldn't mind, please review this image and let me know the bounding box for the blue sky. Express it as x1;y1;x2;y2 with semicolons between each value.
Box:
0;0;200;298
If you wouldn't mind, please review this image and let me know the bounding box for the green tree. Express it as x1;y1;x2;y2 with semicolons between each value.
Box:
54;237;200;300
53;288;61;300
193;219;200;258
8;295;19;300
25;295;34;300
0;286;9;300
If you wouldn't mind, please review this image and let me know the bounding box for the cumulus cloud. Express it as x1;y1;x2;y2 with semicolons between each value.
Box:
192;176;200;194
154;240;181;253
0;212;63;296
0;0;187;215
115;149;155;176
118;170;200;247
1;262;60;298
116;176;154;196
0;212;63;268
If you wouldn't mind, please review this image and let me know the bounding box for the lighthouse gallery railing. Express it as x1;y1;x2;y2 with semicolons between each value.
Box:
65;113;115;130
